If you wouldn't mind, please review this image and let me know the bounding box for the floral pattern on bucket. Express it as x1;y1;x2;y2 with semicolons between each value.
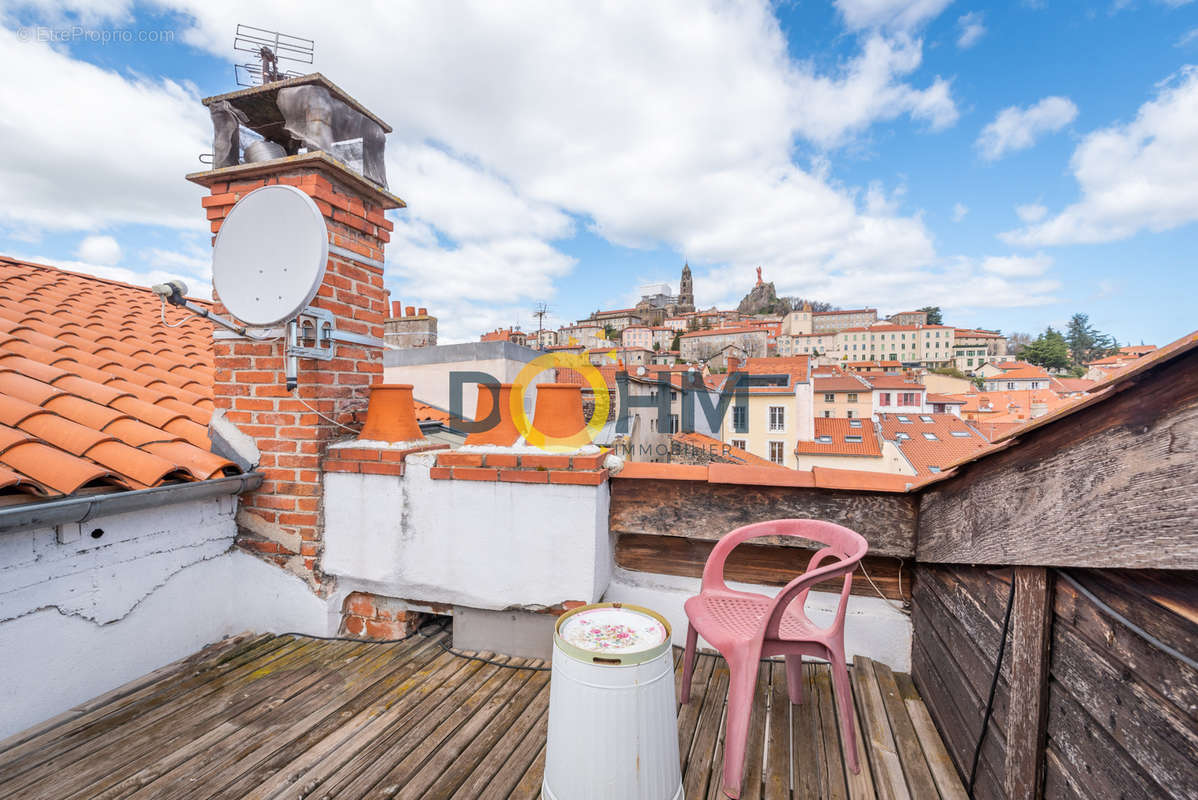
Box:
560;607;668;654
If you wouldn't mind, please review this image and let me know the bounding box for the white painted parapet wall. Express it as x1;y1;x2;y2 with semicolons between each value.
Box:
323;452;613;610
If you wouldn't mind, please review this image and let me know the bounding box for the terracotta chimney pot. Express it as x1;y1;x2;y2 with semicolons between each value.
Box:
464;383;523;446
418;307;428;316
391;300;402;318
531;383;588;446
405;305;416;317
359;384;424;443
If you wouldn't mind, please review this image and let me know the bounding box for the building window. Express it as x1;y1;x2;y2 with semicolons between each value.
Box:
950;431;971;438
849;419;862;428
824;393;835;402
919;415;933;423
670;414;680;434
731;405;748;433
823;410;832;418
923;432;938;440
897;415;911;423
768;406;785;432
1006;382;1016;390
768;441;785;464
847;392;858;402
900;392;919;406
730;439;747;450
845;435;863;443
878;392;891;406
847;410;855;419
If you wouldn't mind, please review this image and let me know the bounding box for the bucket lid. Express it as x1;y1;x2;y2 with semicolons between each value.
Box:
554;602;672;666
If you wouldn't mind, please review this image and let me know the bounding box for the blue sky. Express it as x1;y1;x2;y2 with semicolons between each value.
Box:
0;0;1194;345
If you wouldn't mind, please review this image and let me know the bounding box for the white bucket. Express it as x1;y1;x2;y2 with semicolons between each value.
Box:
543;603;683;800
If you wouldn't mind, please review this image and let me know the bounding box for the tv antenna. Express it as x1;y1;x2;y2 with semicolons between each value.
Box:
234;24;314;87
532;302;551;348
154;185;376;391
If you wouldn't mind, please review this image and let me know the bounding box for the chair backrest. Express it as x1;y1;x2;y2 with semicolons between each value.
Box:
703;519;869;639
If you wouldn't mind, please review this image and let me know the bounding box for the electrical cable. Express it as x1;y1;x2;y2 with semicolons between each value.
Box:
160;297;190;328
1055;568;1198;672
860;560;909;614
292;387;364;433
969;567;1016;798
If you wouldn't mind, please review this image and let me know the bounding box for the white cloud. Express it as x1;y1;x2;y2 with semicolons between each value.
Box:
1002;67;1198;246
981;253;1052;277
1;1;976;324
957;12;986;49
834;0;953;32
75;234;121;265
1176;27;1198;47
791;34;958;148
952;202;968;221
976;96;1078;161
1015;203;1047;223
0;26;208;233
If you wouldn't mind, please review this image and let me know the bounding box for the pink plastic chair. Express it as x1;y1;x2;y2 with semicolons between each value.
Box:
680;519;868;798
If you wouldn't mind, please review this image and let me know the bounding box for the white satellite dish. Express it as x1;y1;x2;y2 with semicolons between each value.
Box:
212;185;328;326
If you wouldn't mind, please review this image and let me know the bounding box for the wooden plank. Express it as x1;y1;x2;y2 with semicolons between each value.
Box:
0;637;316;797
258;648;475;799
814;665;850;800
509;742;548;800
1053;575;1198;725
52;640;365;800
684;660;729;799
308;653;504;798
844;665;879;800
737;660;771;800
792;663;823;799
616;533;910;601
893;671;967;800
97;641;376;800
419;660;550;799
449;691;549;799
378;658;536;799
476;705;549;799
1004;567;1054;800
0;632;268;755
0;633;296;777
1044;682;1163;800
212;635;449;799
851;657;910;800
763;661;791;800
909;636;1005;800
872;662;938;800
678;653;717;769
916;350;1198;568
1049;626;1197;799
609;476;918;558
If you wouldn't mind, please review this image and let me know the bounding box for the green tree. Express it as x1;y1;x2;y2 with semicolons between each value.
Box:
917;306;943;325
670;332;682;351
1022;327;1071;371
931;366;967;379
1065;313;1117;368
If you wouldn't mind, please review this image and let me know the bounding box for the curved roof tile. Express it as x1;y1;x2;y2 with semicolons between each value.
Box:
0;256;239;502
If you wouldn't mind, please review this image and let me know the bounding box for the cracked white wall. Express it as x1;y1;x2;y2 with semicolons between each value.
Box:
0;496;331;739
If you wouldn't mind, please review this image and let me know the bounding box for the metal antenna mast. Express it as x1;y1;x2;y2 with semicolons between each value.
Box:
532;302;551;349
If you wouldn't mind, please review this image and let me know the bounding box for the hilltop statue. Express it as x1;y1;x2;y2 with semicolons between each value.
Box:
738;268;782;315
756;266;763;285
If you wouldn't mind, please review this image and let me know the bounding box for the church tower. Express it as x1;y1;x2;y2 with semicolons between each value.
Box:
678;262;695;313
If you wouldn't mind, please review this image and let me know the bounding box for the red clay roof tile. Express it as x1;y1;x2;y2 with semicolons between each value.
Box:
0;257;235;500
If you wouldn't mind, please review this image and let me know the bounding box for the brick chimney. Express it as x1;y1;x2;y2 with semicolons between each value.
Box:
188;78;404;591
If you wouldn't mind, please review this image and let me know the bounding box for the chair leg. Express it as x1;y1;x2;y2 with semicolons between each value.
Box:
785;654;804;704
721;657;760;799
829;651;859;774
681;624;698;704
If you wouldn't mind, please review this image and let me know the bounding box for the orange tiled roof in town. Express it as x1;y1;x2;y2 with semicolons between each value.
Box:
671;431;783;469
985;364;1050;381
0;257;236;499
679;326;765;339
862;375;925;390
876;412;989;475
814;374;871;393
957;389;1068;422
1049;377;1097;395
794;417;881;457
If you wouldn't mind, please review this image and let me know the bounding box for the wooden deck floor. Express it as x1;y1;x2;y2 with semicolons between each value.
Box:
0;631;967;799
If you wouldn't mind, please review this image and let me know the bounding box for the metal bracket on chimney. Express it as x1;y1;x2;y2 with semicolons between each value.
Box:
283;306;382;390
